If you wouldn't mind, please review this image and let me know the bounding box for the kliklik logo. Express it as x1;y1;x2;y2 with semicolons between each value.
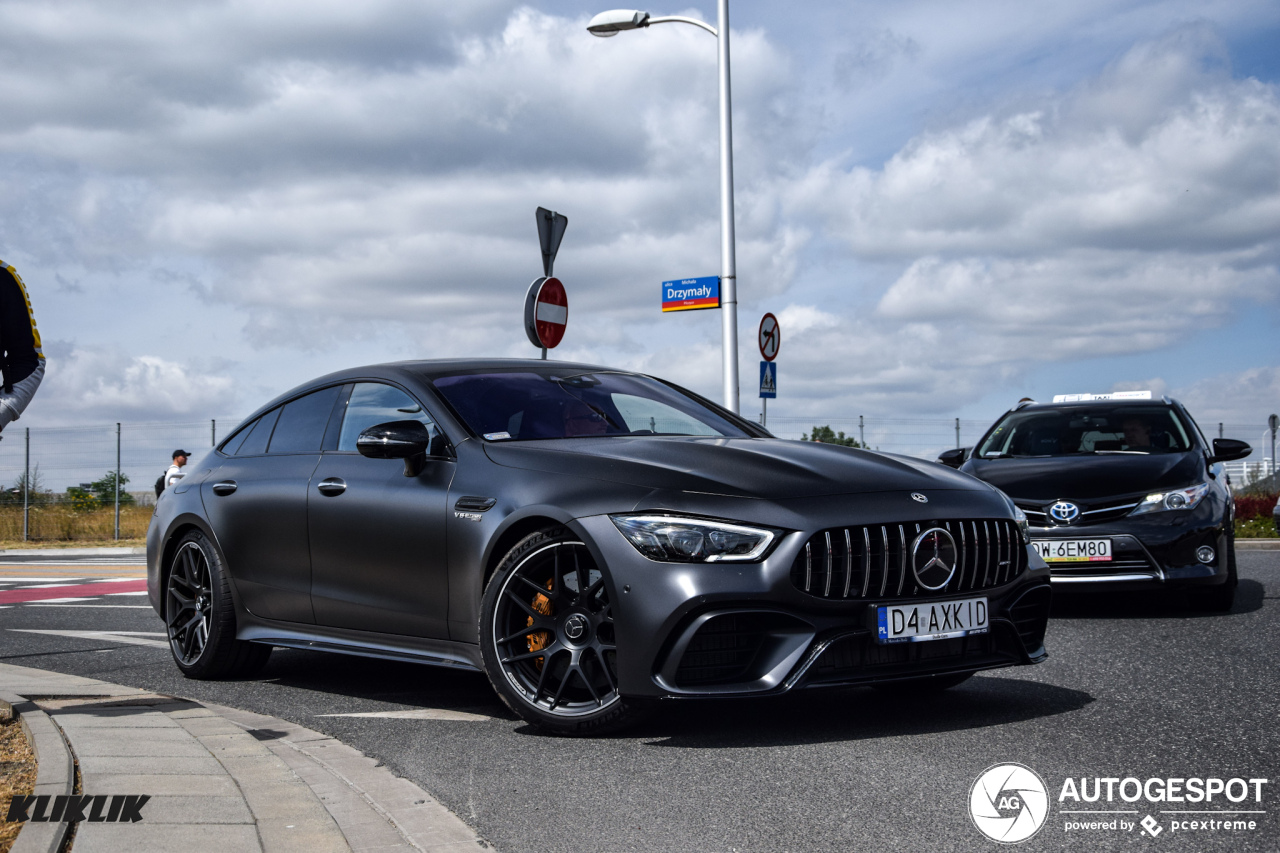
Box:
969;764;1050;844
5;794;150;824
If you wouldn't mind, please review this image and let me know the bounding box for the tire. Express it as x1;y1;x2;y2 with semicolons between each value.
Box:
1192;535;1237;613
164;529;271;679
871;672;974;695
479;528;650;735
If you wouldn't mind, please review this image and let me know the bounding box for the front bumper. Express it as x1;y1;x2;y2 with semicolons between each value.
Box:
573;514;1051;699
1031;502;1231;592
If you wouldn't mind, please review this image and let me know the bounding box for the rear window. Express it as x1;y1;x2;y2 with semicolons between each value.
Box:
977;406;1193;458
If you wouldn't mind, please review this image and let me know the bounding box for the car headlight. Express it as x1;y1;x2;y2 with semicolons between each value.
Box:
1012;505;1030;543
1130;483;1211;515
610;515;777;563
996;490;1030;543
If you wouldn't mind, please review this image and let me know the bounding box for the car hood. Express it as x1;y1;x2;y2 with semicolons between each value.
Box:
484;436;987;499
964;451;1203;502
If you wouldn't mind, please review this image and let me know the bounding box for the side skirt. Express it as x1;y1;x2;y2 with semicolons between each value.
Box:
237;619;483;672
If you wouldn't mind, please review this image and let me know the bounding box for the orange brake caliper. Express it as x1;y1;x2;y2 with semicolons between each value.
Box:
528;579;554;668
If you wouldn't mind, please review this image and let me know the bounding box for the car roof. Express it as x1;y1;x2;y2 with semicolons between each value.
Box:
1013;397;1180;411
224;358;654;442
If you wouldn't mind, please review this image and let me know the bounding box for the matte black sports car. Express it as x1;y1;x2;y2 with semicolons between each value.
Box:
148;360;1051;734
940;394;1250;611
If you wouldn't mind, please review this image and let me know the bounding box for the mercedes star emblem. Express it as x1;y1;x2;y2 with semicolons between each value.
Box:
911;528;959;591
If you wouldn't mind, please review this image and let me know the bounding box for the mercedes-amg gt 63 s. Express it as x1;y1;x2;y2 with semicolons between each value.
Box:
148;360;1052;734
940;392;1250;611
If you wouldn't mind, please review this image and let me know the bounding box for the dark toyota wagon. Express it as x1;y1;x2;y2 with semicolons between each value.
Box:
945;393;1250;611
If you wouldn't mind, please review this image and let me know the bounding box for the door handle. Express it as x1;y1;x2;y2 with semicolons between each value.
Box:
211;480;237;496
317;478;347;496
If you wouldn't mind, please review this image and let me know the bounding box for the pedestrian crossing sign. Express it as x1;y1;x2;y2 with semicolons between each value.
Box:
759;361;777;399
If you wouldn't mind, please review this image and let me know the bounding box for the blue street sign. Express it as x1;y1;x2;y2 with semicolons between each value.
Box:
661;276;720;312
759;361;777;399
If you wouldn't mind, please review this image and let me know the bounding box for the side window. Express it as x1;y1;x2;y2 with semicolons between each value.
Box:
337;383;437;452
268;386;343;454
221;421;254;456
236;407;281;456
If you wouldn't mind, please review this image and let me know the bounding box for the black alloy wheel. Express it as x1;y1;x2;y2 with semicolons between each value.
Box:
166;541;213;666
163;529;271;679
480;529;648;735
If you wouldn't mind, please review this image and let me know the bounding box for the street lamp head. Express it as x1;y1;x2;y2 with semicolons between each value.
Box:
587;9;650;37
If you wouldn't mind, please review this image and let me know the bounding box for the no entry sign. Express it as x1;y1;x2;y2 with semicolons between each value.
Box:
524;276;568;349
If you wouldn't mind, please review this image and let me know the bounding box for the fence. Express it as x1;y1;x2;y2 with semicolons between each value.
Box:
0;418;242;543
0;414;1270;542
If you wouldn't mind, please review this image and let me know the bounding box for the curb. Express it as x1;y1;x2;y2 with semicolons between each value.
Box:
0;547;146;557
1236;539;1280;551
1;691;75;853
0;665;490;853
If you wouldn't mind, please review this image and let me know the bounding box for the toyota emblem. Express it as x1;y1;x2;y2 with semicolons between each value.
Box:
1048;501;1080;523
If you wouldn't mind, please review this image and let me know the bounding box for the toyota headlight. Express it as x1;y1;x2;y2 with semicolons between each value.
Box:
610;515;777;563
1130;483;1210;515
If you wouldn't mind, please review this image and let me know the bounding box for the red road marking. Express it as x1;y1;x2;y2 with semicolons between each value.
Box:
0;579;149;605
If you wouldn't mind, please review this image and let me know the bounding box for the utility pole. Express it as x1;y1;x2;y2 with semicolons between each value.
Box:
115;423;121;541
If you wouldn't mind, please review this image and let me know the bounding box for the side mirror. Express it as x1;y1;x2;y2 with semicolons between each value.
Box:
358;421;447;476
936;447;970;469
1208;438;1251;464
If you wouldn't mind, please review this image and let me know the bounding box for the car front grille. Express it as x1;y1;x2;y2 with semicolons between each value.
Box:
790;519;1026;601
1015;498;1141;527
805;630;1009;685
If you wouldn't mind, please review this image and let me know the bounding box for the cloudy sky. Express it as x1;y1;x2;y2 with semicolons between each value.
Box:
1;0;1277;446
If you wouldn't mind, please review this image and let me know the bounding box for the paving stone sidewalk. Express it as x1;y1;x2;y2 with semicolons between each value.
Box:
0;662;489;853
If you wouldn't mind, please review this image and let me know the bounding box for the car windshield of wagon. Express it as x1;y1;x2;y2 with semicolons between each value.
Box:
976;406;1193;458
429;371;751;441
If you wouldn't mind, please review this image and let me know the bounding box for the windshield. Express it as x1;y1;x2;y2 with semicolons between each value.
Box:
429;370;752;441
976;406;1193;458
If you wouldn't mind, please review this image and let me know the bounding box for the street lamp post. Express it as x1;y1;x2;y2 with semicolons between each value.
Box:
588;4;740;414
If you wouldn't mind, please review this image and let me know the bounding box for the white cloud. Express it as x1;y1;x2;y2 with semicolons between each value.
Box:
37;346;238;424
775;25;1280;413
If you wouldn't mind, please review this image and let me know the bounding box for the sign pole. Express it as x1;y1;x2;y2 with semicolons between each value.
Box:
23;427;29;542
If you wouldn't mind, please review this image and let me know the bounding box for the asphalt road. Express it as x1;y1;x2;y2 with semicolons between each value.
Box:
2;554;1277;852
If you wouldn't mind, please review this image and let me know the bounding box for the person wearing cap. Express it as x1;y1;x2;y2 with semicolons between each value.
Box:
0;259;45;434
165;449;190;490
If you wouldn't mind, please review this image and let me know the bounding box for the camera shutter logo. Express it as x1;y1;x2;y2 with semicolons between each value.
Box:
1048;501;1080;523
969;763;1049;844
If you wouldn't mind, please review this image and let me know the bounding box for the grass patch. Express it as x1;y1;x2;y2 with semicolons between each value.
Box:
0;706;38;851
1236;516;1278;539
0;506;152;544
